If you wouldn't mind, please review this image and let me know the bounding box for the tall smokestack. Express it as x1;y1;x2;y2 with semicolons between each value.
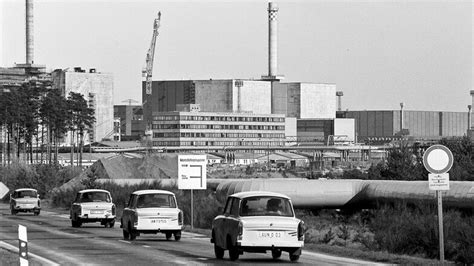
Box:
26;0;34;64
262;2;283;81
268;2;278;77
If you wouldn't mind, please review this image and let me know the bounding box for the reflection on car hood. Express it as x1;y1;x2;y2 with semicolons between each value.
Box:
240;216;300;229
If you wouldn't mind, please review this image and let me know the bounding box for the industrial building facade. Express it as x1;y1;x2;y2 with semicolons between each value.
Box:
52;68;114;143
114;105;146;141
151;110;286;148
341;110;469;142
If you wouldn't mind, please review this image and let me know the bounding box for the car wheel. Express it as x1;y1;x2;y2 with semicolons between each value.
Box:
272;249;282;260
109;220;115;228
128;223;136;241
174;231;181;241
34;210;40;216
228;237;239;261
165;232;172;240
214;243;225;259
123;228;130;240
289;254;300;262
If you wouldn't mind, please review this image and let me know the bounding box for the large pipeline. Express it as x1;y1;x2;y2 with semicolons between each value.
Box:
215;179;474;210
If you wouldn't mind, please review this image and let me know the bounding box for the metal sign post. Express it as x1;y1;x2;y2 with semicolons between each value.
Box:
423;144;453;263
177;155;207;230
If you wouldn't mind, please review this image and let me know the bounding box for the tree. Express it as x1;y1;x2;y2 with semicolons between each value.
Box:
439;137;474;181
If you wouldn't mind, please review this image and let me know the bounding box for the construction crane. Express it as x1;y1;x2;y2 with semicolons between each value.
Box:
143;12;161;95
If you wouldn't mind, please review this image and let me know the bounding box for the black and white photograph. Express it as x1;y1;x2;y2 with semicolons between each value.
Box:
0;0;473;265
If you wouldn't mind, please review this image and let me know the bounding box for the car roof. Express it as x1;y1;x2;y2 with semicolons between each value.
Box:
230;191;291;199
132;189;175;196
78;189;110;194
15;188;37;192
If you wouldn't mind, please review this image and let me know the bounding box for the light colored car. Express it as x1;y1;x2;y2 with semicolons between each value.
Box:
121;190;184;241
211;191;304;262
70;189;116;228
10;188;41;215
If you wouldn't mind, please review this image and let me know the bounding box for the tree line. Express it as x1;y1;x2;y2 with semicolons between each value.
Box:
0;81;95;166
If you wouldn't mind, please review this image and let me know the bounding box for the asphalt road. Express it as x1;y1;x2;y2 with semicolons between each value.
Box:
0;203;381;265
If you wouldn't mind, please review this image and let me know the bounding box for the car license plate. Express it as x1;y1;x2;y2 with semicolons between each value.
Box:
150;219;167;224
258;232;282;238
91;210;103;214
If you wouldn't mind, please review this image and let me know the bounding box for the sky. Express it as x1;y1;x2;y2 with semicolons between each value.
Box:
1;0;472;112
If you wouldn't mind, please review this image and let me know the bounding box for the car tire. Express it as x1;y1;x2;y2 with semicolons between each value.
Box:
228;238;239;261
174;231;181;241
165;232;172;240
34;210;40;216
109;220;115;228
289;254;300;262
272;249;282;260
214;243;225;259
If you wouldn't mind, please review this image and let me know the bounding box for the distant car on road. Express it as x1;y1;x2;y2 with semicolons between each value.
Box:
70;189;116;228
10;188;41;215
211;191;304;262
121;190;184;241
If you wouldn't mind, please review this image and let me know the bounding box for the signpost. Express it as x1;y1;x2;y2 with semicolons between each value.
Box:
422;144;453;263
177;155;207;229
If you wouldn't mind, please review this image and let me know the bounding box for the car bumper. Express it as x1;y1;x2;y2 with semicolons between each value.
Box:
13;205;40;211
237;240;304;248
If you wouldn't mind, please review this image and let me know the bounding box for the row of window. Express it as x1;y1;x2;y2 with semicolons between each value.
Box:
153;132;285;138
152;124;285;131
153;141;285;147
153;115;285;123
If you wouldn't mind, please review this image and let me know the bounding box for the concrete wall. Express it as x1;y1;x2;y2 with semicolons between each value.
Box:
271;82;288;115
297;119;334;142
285;117;297;140
286;83;301;118
63;71;114;143
194;80;232;112
334;118;355;142
233;80;271;114
300;83;336;119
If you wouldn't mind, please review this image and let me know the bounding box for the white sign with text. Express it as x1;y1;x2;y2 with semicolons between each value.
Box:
428;173;450;191
178;155;207;190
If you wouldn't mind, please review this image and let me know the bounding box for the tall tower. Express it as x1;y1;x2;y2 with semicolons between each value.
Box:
262;2;284;81
25;0;34;64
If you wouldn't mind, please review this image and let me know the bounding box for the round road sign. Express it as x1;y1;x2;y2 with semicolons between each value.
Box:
423;145;453;174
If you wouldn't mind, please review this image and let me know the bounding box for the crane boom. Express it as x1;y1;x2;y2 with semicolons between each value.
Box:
143;12;161;95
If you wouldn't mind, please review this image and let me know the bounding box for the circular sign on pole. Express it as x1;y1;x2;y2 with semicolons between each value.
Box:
423;145;453;174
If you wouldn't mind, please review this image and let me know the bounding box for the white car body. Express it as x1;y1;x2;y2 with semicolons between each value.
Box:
10;188;41;215
70;189;116;228
121;190;184;241
211;191;304;262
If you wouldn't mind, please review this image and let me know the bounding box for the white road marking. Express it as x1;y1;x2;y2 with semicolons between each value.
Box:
118;240;131;244
142;245;151;248
173;260;187;265
303;250;387;265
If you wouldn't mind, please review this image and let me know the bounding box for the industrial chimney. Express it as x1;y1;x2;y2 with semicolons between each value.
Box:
26;0;34;64
262;2;283;81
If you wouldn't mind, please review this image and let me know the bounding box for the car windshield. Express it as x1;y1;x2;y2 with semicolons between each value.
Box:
16;190;37;198
240;196;294;217
137;194;176;208
79;192;111;203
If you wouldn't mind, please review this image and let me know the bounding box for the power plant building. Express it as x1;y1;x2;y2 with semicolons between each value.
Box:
52;68;114;143
340;110;470;142
114;105;146;141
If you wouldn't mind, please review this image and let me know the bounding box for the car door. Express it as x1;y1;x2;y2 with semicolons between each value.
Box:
214;197;233;247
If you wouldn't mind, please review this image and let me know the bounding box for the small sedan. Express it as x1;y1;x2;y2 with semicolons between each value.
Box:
121;190;184;241
211;191;304;262
10;188;41;215
70;189;116;228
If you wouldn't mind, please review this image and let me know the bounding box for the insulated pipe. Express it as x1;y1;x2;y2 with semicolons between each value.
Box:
26;0;34;64
268;2;278;77
216;179;474;210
